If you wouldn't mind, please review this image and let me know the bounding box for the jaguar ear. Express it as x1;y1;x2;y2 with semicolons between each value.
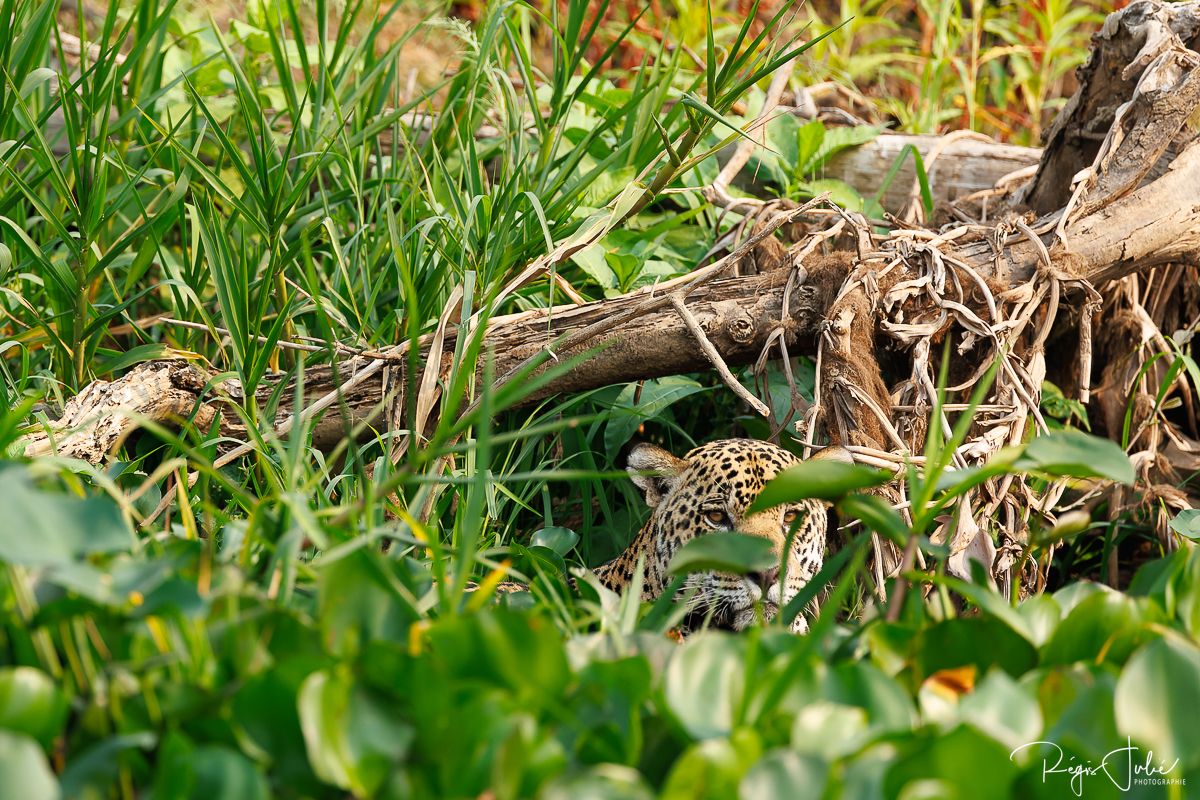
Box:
809;445;854;464
626;443;687;508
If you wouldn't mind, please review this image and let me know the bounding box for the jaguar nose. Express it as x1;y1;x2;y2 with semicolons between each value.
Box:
750;567;781;593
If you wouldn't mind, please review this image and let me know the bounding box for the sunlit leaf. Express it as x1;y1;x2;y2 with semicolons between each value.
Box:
0;668;67;748
664;634;747;739
1015;430;1135;484
739;750;827;800
1169;510;1200;540
0;731;59;800
298;669;414;798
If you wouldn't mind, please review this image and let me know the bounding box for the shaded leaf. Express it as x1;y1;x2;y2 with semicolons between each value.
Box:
1168;510;1200;540
1115;637;1200;769
0;466;133;566
604;377;706;459
191;746;270;800
531;526;579;556
668;533;776;577
749;462;890;511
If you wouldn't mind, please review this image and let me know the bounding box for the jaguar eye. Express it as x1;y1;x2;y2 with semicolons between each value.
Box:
704;509;729;526
782;509;801;526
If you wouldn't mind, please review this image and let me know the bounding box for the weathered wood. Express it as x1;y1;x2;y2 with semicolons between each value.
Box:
821;133;1041;213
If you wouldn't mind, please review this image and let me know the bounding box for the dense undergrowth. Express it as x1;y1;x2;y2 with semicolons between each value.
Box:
1;0;1198;798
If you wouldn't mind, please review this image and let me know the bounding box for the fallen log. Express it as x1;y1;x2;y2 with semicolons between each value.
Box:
821;132;1040;215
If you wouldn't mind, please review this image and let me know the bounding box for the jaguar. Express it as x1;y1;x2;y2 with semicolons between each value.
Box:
592;438;851;634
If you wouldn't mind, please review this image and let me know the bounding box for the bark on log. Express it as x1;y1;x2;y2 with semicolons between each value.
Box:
725;132;1041;214
821;133;1040;214
1021;0;1200;215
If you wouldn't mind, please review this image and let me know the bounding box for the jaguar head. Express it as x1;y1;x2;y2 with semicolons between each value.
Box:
627;438;851;633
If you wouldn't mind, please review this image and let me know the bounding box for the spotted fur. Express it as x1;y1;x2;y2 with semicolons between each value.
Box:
593;438;850;634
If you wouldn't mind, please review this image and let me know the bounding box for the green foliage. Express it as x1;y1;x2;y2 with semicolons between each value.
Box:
0;0;1192;797
4;410;1194;798
668;532;777;576
797;0;1108;143
747;116;883;214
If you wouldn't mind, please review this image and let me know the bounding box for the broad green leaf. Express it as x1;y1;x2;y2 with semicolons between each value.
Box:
1051;581;1107;616
1041;591;1168;666
582;165;637;208
884;725;1017;800
1175;548;1200;637
662;731;762;800
232;668;318;790
766;113;801;167
1168;509;1200;540
61;733;156;799
739;750;827;800
424;611;572;704
298;669;414;798
0;668;67;747
789;702;868;760
317;550;419;658
799;178;866;212
604;377;706;459
191;746;270;800
664;634;747;740
1015;430;1135;484
1115;637;1200;769
530;526;579;556
749;462;890;511
807;125;882;173
570;243;618;290
914;618;1038;682
1033;667;1120;766
668;533;776;577
0;731;59;800
820;661;919;735
957;671;1043;752
794;119;825;175
0;466;134;566
540;765;653;800
1015;595;1062;647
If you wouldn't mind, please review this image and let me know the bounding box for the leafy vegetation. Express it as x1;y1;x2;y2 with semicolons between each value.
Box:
2;433;1199;798
1;0;1196;798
